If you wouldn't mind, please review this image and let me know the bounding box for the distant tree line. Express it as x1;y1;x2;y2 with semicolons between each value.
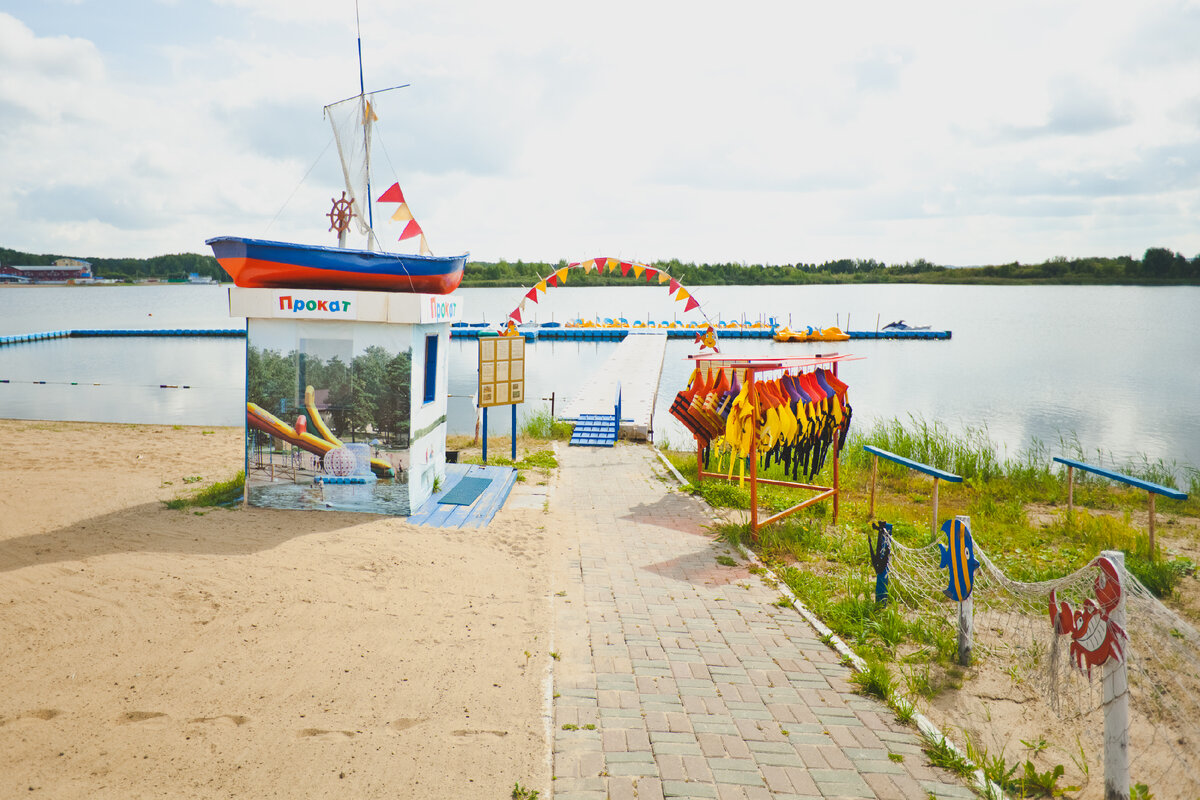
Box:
0;247;230;283
3;245;1196;286
461;248;1200;287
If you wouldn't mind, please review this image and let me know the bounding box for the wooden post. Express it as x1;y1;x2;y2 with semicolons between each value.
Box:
869;454;878;519
956;516;973;667
1148;492;1156;559
1067;464;1074;519
931;476;940;539
1101;549;1130;800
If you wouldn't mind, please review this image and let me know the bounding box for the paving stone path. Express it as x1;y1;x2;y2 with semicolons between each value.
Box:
549;444;976;800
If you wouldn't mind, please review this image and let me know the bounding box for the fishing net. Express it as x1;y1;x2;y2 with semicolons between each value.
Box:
886;535;1200;796
324;94;378;246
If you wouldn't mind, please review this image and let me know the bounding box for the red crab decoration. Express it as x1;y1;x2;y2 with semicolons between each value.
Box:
1048;556;1127;678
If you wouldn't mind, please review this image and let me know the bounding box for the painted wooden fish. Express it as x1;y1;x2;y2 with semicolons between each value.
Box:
939;517;980;602
868;520;892;603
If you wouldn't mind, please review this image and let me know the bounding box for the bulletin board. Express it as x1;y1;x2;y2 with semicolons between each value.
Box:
478;336;526;407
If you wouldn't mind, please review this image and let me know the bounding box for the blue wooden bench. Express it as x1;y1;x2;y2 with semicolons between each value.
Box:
863;445;963;535
1053;456;1188;553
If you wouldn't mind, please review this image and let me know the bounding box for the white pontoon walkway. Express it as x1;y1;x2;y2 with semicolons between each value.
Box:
558;330;667;441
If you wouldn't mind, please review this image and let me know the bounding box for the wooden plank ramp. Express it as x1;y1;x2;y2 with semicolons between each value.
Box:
406;464;518;528
558;330;667;441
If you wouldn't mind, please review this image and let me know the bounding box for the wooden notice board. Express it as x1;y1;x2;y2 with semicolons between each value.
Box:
478;336;526;407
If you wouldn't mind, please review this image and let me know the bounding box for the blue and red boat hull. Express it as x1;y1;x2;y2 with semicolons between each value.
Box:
207;236;467;294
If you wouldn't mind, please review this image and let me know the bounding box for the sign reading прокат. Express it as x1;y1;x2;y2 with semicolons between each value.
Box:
273;293;358;319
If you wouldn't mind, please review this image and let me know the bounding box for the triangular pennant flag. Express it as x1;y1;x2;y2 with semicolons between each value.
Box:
676;287;690;301
658;271;671;284
510;308;522;323
632;264;645;279
525;287;539;303
605;258;618;273
399;219;423;241
546;273;558;287
535;281;547;294
377;183;405;203
518;298;528;311
619;261;632;276
582;259;596;273
363;100;379;124
669;278;682;294
419;234;431;256
567;262;580;268
644;268;658;281
684;296;700;312
390;203;414;222
555;267;569;282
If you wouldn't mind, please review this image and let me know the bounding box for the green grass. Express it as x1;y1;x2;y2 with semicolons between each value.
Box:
163;471;244;510
519;406;574;440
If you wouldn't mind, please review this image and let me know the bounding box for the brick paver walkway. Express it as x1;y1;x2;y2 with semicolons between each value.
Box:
549;444;976;800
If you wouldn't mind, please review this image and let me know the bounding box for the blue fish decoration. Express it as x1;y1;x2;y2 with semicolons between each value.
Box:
939;518;980;602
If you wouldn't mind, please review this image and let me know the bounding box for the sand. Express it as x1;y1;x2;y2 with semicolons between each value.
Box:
0;420;558;799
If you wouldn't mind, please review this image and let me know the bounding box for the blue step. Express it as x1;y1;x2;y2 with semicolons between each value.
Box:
570;413;618;447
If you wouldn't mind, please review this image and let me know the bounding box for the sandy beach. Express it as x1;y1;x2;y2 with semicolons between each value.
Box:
0;419;558;798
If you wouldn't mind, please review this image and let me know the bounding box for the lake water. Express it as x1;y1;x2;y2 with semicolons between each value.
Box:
2;283;1197;474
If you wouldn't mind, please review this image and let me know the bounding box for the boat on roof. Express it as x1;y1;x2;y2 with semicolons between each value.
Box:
207;27;466;295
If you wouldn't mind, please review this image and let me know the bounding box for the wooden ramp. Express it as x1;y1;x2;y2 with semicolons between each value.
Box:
558;330;667;441
405;464;518;528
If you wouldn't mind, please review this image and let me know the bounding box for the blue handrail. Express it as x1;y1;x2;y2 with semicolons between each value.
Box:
863;445;963;483
1052;457;1187;500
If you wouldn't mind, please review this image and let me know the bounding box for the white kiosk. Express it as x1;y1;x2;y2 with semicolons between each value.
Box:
230;288;462;515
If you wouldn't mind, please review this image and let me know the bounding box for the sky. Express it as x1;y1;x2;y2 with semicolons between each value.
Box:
1;0;1199;267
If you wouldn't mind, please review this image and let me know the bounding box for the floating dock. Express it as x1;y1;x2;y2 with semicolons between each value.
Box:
0;329;246;347
558;330;667;441
450;324;950;342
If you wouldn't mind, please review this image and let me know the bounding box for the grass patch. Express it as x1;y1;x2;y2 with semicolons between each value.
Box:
164;471;244;510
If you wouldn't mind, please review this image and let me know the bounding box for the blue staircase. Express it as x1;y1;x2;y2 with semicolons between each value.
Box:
570;413;618;447
569;384;622;448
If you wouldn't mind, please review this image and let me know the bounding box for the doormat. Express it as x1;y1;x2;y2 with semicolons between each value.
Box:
437;477;492;505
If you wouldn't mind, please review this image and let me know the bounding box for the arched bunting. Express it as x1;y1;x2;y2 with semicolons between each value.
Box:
495;256;715;339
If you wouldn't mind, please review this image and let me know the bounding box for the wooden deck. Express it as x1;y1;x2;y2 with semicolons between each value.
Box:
558;330;667;441
405;464;518;528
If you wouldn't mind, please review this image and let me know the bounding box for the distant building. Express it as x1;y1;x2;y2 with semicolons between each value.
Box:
0;258;93;284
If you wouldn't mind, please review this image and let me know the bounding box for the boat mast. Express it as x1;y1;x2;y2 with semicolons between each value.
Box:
355;1;376;249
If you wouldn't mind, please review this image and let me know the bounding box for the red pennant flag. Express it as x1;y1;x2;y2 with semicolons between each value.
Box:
644;268;658;281
399;219;423;240
377;182;406;203
620;261;631;276
684;296;700;312
546;273;558;287
669;278;681;294
510;308;522;323
525;287;539;303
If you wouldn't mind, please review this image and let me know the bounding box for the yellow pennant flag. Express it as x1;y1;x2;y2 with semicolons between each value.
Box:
631;264;645;279
391;204;414;222
657;271;671;284
582;259;596;273
676;287;691;301
605;258;618;272
364;100;379;124
555;267;569;282
535;280;547;294
419;235;431;256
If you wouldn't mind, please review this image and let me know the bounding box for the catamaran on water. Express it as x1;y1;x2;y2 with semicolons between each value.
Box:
207;28;466;294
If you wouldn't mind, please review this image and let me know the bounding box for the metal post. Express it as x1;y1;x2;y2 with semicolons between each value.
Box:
748;366;759;539
511;402;517;462
1101;549;1130;800
482;406;488;464
869;454;878;519
956;516;973;667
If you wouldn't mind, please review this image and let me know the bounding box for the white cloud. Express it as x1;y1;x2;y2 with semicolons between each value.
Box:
1;0;1198;263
